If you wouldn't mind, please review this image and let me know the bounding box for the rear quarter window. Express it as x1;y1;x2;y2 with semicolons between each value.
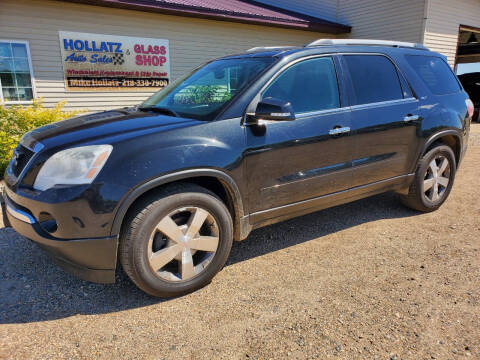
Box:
405;55;460;95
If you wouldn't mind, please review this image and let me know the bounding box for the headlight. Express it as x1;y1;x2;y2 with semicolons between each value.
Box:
33;145;113;191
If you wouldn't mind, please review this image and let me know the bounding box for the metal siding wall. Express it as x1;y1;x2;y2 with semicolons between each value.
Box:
256;0;339;23
262;0;480;67
337;0;426;43
423;0;480;67
0;0;328;111
259;0;427;45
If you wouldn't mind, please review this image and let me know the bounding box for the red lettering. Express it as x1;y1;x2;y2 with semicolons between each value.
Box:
143;55;151;66
134;44;167;56
136;55;168;67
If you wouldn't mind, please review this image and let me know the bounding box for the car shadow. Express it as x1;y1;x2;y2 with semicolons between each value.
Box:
0;192;418;324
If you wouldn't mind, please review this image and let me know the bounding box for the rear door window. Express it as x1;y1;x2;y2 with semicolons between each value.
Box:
344;55;404;105
405;55;460;95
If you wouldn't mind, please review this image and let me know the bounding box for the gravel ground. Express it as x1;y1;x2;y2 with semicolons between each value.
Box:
1;124;479;359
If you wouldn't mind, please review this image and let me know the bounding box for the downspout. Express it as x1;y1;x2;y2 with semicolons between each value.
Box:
336;0;343;39
336;0;339;22
420;0;429;45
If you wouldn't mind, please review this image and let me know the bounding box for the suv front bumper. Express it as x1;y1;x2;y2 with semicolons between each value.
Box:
2;193;117;283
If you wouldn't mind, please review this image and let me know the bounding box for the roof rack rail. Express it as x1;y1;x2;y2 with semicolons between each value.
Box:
246;46;295;53
306;39;429;50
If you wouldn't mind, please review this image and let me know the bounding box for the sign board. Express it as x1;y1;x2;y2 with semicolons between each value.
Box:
58;31;170;91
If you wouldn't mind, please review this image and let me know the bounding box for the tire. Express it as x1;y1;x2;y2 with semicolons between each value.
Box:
400;144;456;212
119;183;233;298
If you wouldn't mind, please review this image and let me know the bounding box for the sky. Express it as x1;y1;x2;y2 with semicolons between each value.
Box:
456;62;480;75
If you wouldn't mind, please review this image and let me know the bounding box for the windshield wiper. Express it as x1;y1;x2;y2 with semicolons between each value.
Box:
138;106;179;117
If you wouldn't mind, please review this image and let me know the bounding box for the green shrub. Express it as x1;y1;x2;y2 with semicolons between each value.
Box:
0;99;80;178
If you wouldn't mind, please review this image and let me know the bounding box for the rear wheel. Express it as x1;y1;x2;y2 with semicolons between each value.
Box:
119;184;233;297
400;144;456;212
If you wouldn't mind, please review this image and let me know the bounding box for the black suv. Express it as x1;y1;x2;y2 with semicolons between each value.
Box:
2;39;473;297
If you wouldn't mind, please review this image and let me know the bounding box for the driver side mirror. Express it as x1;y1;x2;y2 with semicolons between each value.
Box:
249;97;295;124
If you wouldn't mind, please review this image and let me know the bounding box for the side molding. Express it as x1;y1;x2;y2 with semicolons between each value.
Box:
110;168;247;239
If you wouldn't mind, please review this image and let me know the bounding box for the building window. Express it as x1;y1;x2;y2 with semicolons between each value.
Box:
0;40;35;103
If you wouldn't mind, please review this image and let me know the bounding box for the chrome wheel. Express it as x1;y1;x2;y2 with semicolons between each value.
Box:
423;155;450;202
147;206;219;282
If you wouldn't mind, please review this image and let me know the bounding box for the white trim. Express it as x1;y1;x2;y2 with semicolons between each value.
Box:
0;39;37;104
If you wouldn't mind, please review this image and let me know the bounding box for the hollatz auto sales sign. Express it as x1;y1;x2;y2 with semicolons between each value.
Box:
58;31;170;91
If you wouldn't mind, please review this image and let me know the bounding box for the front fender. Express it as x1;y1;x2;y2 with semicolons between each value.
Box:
96;117;248;239
109;168;248;238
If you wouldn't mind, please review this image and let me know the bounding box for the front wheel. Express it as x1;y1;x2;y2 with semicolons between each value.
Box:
400;144;456;212
119;183;233;298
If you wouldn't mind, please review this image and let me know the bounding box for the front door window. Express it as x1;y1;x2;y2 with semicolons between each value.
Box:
262;57;340;114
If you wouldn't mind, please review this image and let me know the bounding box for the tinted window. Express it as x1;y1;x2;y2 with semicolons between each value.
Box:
344;55;404;105
406;55;460;95
262;57;340;114
141;57;275;121
399;72;413;98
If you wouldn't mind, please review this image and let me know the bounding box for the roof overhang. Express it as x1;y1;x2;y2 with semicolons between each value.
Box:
54;0;351;34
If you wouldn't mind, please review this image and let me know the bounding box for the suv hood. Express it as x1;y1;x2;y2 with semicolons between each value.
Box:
21;108;199;150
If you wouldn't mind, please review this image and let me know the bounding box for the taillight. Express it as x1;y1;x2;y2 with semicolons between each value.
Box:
466;98;474;118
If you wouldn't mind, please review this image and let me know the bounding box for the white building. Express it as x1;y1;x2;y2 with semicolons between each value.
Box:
1;0;479;111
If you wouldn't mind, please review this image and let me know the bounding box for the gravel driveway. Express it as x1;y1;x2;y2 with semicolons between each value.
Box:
1;125;479;359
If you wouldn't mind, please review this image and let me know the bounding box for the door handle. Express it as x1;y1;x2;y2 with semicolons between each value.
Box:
329;126;351;136
404;114;419;122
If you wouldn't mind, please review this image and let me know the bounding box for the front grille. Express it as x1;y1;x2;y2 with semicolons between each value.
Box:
9;144;34;178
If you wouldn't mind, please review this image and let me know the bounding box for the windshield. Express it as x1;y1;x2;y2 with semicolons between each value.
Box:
140;57;275;121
